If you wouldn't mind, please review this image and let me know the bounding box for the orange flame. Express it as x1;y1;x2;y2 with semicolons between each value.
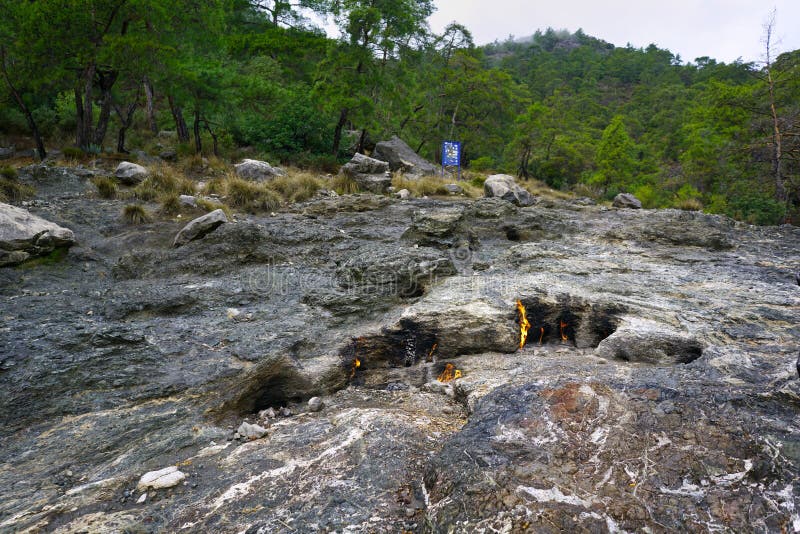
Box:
437;363;462;382
350;357;361;379
426;343;438;362
516;300;531;349
539;326;544;344
560;320;569;342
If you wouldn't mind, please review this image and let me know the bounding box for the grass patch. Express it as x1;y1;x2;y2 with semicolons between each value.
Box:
520;178;574;200
92;176;117;199
122;204;152;224
20;246;69;268
0;177;35;203
197;198;232;218
330;174;361;195
226;177;281;212
159;194;182;215
133;164;195;201
674;197;703;211
392;174;482;198
267;172;324;203
1;165;18;180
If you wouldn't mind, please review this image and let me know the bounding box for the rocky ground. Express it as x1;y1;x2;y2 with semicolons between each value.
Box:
1;165;799;533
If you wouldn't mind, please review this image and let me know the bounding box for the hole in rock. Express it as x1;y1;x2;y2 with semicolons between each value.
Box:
213;357;314;419
516;296;623;349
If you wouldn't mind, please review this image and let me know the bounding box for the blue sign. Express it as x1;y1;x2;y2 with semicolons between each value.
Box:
442;141;461;166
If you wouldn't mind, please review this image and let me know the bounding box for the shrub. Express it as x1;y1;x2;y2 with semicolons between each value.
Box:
0;166;18;180
468;174;487;188
122;204;152;224
469;156;494;172
133;164;194;200
674;197;703;211
62;147;84;160
92;176;117;199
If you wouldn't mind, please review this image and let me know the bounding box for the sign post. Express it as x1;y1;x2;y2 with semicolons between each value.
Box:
442;141;462;181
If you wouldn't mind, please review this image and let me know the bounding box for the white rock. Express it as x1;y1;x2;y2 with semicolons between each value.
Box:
114;161;149;185
136;466;186;491
234;159;285;181
308;397;323;412
137;493;147;504
237;421;268;440
396;188;411;200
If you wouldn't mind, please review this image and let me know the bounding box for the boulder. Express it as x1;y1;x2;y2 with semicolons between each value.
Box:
612;192;642;209
237;421;268;440
594;320;704;365
0;203;75;266
372;136;437;176
114;162;148;185
159;148;177;161
308;397;323;412
172;209;228;248
339;153;392;194
179;195;197;208
137;466;186;491
234;159;285;181
483;174;535;207
396;188;411;200
402;207;470;248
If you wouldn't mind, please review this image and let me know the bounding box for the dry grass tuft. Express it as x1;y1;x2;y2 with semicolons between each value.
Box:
92;176;117;199
330;174;361;195
122;204;152;224
133;164;195;201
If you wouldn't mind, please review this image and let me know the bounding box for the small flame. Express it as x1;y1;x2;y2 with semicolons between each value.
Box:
437;363;462;382
538;326;544;344
560;320;569;342
426;343;438;362
350;357;361;379
516;300;531;349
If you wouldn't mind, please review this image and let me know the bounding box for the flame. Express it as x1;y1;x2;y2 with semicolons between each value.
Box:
539;326;544;344
437;363;462;382
560;320;569;342
516;300;531;349
350;357;361;379
426;343;438;362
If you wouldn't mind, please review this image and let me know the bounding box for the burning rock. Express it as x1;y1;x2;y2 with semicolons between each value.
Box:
437;363;462;383
516;300;531;349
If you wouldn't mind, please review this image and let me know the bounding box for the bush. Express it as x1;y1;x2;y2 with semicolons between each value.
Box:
469;156;494;172
62;147;84;160
1;166;18;180
92;176;117;199
133;164;194;201
122;204;152;224
674;197;704;211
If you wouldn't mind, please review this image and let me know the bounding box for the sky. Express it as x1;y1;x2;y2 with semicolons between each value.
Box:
427;0;800;64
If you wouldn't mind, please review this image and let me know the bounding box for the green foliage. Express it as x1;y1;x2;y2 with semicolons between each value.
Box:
469;156;494;172
1;166;18;180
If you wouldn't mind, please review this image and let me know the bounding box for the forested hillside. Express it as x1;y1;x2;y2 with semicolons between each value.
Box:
1;1;798;224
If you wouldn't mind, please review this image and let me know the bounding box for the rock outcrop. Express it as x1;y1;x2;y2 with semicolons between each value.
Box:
1;168;799;533
372;135;437;176
234;159;285;180
0;203;75;266
339;153;392;194
613;192;643;209
114;161;148;185
172;209;228;247
483;174;535;206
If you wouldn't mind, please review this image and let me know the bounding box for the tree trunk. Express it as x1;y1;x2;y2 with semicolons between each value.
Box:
92;70;118;148
78;64;96;150
114;101;138;154
203;119;219;157
332;107;349;155
143;76;158;135
193;107;202;154
169;96;190;143
355;129;367;154
0;48;46;160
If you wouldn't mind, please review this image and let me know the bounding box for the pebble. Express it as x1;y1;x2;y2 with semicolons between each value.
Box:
279;407;293;417
258;407;277;419
137;493;147;504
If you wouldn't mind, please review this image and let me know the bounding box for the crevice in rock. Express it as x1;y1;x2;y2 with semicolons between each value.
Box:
518;295;624;349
